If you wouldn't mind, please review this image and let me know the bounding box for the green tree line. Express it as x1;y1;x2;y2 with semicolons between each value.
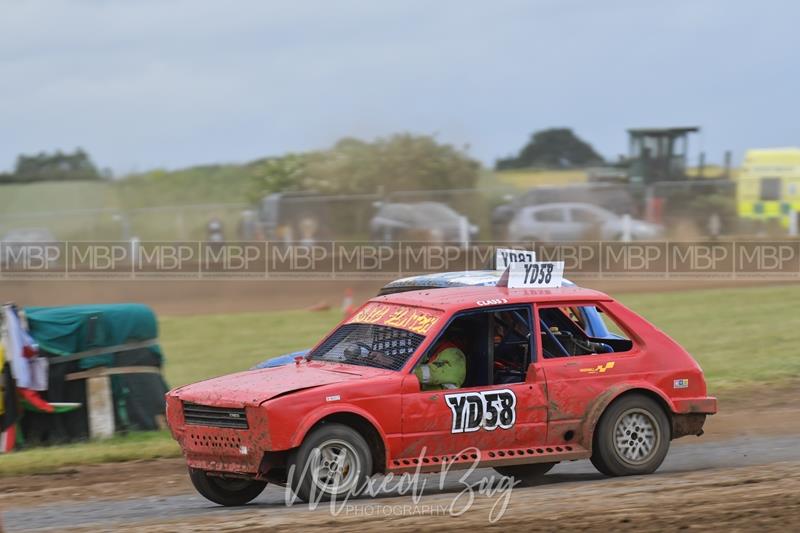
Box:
1;129;605;192
0;148;104;183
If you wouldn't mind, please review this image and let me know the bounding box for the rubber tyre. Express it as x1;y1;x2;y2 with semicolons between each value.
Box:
189;468;267;506
590;394;670;476
494;462;556;485
288;423;373;503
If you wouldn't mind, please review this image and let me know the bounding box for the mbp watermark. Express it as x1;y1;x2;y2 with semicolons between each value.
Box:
0;242;64;278
1;240;799;281
268;242;334;279
668;242;734;278
202;242;266;278
603;242;666;278
68;242;133;277
536;242;601;278
400;243;470;274
735;241;800;278
335;242;401;279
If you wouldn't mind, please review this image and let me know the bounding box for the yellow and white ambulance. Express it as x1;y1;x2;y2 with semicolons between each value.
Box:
737;148;800;227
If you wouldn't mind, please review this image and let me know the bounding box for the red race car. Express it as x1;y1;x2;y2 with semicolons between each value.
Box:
166;266;716;505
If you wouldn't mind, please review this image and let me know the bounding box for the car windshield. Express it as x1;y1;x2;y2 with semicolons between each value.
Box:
308;323;425;370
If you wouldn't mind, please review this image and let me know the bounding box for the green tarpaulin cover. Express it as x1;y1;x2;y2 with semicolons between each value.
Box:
24;303;163;369
19;303;168;442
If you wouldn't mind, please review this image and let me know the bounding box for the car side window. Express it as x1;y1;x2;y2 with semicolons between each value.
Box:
570;208;602;224
413;306;534;390
538;305;633;358
533;208;564;222
414;314;482;391
491;307;533;385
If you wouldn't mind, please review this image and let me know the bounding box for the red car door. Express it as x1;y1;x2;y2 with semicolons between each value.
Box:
399;377;548;461
398;305;548;463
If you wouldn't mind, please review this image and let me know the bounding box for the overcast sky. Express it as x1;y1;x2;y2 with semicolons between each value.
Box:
1;0;797;174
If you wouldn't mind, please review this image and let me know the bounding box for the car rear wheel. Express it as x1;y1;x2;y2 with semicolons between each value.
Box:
189;468;267;506
494;462;556;485
288;423;373;503
590;394;670;476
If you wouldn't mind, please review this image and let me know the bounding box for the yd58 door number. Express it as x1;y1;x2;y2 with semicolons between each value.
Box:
445;389;517;433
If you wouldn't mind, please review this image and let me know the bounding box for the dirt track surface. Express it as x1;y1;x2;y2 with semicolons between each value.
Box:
53;460;800;532
2;404;799;532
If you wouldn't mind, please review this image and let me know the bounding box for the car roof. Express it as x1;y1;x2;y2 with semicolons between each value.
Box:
371;285;611;313
379;270;578;294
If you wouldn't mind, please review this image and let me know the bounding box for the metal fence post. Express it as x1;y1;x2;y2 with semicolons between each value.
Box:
621;214;632;242
459;215;469;247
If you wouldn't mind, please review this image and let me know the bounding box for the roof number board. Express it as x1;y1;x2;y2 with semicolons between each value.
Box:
498;261;565;289
495;248;536;270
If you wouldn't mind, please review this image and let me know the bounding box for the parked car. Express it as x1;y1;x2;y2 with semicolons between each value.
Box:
491;183;636;238
167;284;716;505
370;202;477;243
507;203;663;242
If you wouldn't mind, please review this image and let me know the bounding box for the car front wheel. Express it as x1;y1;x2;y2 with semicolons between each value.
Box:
189;469;267;506
288;423;373;503
590;394;670;476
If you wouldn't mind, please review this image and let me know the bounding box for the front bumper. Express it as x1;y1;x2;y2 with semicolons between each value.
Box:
166;396;271;475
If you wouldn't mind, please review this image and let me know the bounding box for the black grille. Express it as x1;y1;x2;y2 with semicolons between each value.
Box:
183;402;248;429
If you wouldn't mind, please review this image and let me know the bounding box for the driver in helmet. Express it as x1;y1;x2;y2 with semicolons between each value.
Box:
414;328;467;390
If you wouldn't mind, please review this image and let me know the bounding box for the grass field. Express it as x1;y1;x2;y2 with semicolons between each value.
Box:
0;181;117;215
0;432;178;476
0;169;253;215
2;283;798;475
618;284;800;388
160;308;342;386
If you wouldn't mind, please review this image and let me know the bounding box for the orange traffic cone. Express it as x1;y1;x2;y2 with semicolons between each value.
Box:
342;288;356;319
